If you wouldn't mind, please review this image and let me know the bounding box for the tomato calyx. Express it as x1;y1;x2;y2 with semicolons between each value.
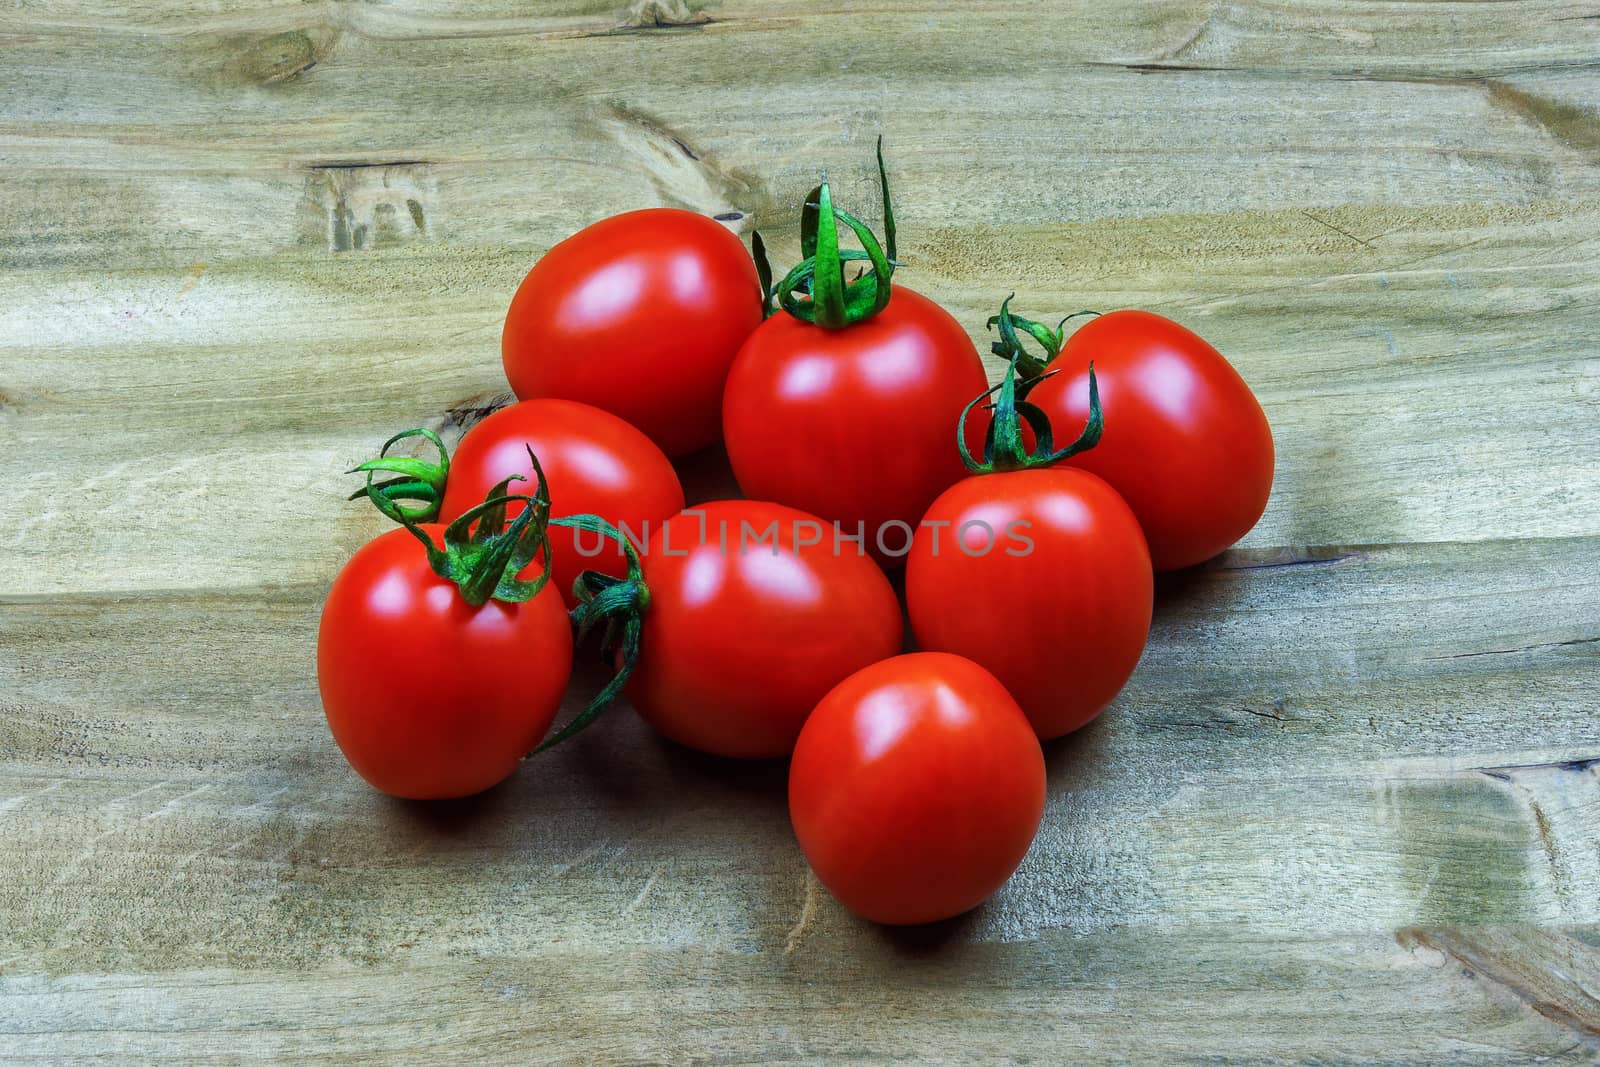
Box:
350;434;556;606
983;301;1102;384
532;515;650;753
348;427;449;524
959;296;1103;474
751;137;902;330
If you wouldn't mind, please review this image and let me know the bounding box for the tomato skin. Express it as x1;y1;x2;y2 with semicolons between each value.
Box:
437;399;685;608
789;652;1046;925
502;209;763;457
1027;310;1274;571
626;500;903;759
721;286;989;566
905;468;1152;740
317;525;573;799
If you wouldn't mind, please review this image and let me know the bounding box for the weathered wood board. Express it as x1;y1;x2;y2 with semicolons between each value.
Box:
3;0;1599;1062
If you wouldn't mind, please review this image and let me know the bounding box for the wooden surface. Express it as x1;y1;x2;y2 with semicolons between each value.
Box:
4;1;1600;1062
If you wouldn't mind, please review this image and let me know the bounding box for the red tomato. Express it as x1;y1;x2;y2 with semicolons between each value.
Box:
1027;311;1273;571
789;652;1046;925
502;209;763;456
626;500;903;758
722;286;989;566
905;468;1152;740
317;525;573;799
438;399;684;607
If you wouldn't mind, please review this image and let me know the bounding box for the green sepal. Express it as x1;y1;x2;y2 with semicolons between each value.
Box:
531;515;651;755
984;301;1102;386
397;448;554;608
348;427;450;524
876;135;896;262
771;248;893;299
775;199;895;327
770;139;901;330
809;176;845;325
347;477;436;505
751;230;777;319
958;296;1103;475
800;182;824;260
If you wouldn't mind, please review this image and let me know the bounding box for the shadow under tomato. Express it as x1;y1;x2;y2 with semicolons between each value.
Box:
870;908;983;956
647;734;791;797
1040;709;1117;783
380;777;518;835
1151;552;1258;628
525;659;796;845
1153;559;1214;610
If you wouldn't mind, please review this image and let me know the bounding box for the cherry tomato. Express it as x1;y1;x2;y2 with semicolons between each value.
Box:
502;209;763;456
905;467;1152;740
722;285;989;566
438;399;684;607
1027;310;1273;570
317;525;572;799
789;652;1046;925
626;499;903;758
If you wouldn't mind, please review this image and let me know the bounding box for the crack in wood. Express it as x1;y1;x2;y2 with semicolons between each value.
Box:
1216;548;1367;572
1477;757;1600;781
1302;210;1378;249
307;160;431;171
1242;700;1301;724
1123;63;1236;74
1428;637;1600;662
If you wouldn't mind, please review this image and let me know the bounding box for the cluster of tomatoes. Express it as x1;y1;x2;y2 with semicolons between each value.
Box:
316;144;1274;926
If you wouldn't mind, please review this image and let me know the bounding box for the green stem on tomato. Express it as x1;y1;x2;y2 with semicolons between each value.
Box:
348;427;450;524
750;136;902;330
530;515;651;754
348;433;553;606
372;447;555;606
958;295;1103;475
983;301;1102;383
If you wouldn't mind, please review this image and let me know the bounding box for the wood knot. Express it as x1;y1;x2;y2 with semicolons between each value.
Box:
442;393;515;438
225;30;326;86
621;0;713;30
301;163;437;252
598;104;768;225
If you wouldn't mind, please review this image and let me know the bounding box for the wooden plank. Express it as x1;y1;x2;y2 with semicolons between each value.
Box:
5;195;1599;594
2;537;1597;1059
2;928;1598;1063
2;6;1600;269
5;0;1600;1059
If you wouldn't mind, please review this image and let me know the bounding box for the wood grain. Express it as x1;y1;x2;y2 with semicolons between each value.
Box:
3;0;1599;1061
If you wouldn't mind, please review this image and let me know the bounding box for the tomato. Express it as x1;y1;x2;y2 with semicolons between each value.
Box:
721;147;989;568
622;499;903;758
317;524;572;799
1026;310;1273;571
438;398;684;607
723;286;989;565
502;208;763;456
905;467;1152;740
788;652;1046;925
